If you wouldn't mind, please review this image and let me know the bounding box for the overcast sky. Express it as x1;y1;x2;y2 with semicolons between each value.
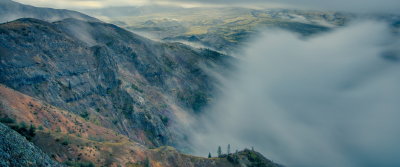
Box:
13;0;400;13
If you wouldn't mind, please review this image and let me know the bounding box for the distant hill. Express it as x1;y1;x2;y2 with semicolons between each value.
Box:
90;6;348;54
0;0;100;23
95;6;399;54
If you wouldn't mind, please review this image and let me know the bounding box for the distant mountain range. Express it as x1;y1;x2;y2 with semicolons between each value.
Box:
85;6;348;54
87;6;400;54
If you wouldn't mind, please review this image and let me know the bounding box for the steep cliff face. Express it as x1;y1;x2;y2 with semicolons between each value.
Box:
0;123;62;167
0;0;100;23
0;18;231;147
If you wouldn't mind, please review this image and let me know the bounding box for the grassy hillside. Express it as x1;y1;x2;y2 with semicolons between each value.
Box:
0;84;280;166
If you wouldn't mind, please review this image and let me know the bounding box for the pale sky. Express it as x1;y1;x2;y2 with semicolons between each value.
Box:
13;0;216;9
13;0;400;13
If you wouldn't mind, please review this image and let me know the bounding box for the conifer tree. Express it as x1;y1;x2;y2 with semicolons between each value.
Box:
217;146;222;157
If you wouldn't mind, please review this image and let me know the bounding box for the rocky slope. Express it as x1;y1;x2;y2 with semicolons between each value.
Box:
0;17;231;149
0;83;146;166
0;0;100;23
0;84;279;166
0;122;62;167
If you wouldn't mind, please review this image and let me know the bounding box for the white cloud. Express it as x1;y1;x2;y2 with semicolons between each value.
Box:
188;21;400;167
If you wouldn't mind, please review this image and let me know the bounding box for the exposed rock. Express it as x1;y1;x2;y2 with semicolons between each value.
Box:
0;123;62;167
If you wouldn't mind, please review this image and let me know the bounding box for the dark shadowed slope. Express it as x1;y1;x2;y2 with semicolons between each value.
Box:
0;0;100;23
0;123;62;167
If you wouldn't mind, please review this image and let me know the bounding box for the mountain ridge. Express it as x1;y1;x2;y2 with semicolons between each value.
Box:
0;0;100;23
0;17;232;148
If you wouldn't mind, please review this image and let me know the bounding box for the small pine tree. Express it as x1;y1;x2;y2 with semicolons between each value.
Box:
208;152;212;158
28;124;36;137
68;80;72;90
227;144;231;154
234;150;240;163
252;146;254;151
144;158;151;167
217;146;222;157
20;122;27;129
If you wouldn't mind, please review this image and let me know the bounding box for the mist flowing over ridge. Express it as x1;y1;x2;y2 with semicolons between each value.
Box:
188;20;400;167
0;0;100;23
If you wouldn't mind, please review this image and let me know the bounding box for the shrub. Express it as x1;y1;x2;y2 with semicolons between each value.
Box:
131;84;143;93
64;161;95;167
3;120;37;141
80;112;89;120
0;117;15;124
61;139;69;146
160;116;169;125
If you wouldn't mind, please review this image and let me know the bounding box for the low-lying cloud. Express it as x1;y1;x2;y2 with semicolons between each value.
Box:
188;21;400;167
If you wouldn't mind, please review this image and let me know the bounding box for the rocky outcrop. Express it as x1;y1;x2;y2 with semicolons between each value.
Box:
0;123;61;167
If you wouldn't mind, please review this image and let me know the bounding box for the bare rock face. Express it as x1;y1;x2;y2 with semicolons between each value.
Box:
0;18;232;148
0;123;61;167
